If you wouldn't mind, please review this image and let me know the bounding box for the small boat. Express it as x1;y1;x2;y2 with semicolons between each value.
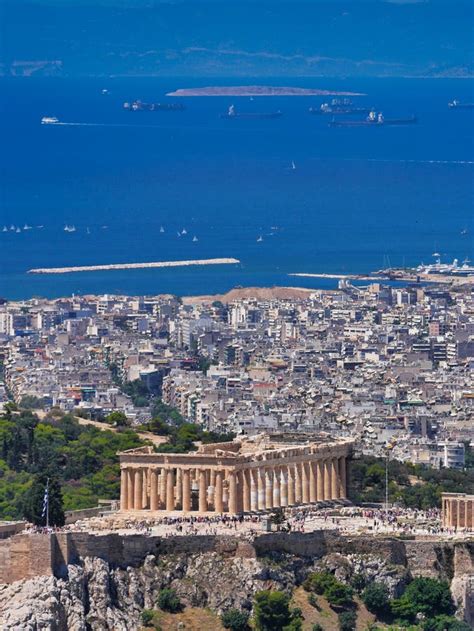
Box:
461;228;468;235
177;231;181;237
101;89;109;95
160;226;165;233
41;116;59;125
64;224;76;233
23;224;32;230
36;225;44;229
448;100;474;109
257;236;263;242
192;236;198;242
221;104;282;119
101;225;108;229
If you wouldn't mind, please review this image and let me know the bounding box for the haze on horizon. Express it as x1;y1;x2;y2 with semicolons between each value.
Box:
1;0;473;78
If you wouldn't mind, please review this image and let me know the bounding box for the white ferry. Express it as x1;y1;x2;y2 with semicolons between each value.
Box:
41;117;59;125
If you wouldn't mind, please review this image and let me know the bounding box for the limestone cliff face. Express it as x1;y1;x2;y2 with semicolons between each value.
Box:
0;536;472;631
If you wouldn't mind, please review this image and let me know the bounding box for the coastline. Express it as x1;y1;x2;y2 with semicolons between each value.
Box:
27;258;240;275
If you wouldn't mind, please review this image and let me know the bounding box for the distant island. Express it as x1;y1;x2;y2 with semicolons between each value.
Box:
166;86;365;97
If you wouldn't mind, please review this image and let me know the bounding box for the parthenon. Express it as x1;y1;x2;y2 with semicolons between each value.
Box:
442;493;474;530
119;434;353;515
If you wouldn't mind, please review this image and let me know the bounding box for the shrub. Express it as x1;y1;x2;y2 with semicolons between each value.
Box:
221;608;250;631
362;582;390;616
422;615;472;631
253;590;292;630
350;573;367;592
140;609;155;625
308;593;319;609
156;588;183;613
325;582;354;609
312;625;324;631
304;571;338;595
338;610;357;631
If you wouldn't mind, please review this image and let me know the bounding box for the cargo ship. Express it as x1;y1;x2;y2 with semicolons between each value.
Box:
448;100;474;109
123;100;185;111
220;105;282;119
329;111;417;127
309;98;371;115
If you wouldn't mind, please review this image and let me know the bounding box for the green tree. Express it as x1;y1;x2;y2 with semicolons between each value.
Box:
362;583;390;616
157;588;183;613
221;608;250;631
105;411;128;426
23;474;65;526
253;590;292;631
392;577;454;622
338;610;357;631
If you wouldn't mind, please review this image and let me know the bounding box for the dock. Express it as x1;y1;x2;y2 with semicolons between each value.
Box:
28;258;240;275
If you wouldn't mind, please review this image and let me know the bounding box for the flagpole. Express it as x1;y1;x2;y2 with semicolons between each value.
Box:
46;477;50;529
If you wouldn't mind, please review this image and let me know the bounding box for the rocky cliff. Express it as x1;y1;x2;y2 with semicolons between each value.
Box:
0;533;472;631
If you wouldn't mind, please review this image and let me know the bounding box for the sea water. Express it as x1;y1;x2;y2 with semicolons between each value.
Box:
0;76;472;300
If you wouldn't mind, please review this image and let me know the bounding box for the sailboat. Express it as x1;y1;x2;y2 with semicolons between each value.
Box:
181;228;187;235
10;225;15;231
23;224;32;230
16;227;21;233
160;226;165;233
86;227;91;234
2;226;7;232
192;235;198;242
291;160;296;170
257;235;263;242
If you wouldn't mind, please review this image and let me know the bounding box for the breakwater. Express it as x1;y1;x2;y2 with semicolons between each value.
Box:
27;258;240;275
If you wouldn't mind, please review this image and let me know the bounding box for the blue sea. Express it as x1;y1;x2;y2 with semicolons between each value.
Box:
0;76;473;300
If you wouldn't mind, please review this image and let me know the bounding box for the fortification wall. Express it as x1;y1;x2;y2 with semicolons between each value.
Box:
0;530;472;586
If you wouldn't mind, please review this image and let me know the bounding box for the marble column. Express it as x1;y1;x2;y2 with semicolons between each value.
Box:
258;468;266;510
317;460;324;501
199;469;207;512
309;461;317;503
141;468;148;509
160;468;167;509
215;470;224;513
302;462;310;504
150;469;159;511
250;469;258;511
331;459;340;499
339;456;347;499
182;469;191;512
324;460;332;500
457;500;461;529
175;468;182;506
287;465;295;506
242;470;251;512
120;468;128;511
295;464;302;504
265;469;274;509
127;468;134;509
134;468;143;510
280;468;288;507
166;469;175;511
273;467;281;508
229;471;237;514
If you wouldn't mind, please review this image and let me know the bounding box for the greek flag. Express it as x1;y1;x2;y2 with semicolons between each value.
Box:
41;481;49;519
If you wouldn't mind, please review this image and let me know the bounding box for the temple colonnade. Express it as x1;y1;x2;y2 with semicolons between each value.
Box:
442;493;474;530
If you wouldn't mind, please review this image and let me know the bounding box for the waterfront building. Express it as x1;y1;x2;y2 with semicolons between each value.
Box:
119;434;353;514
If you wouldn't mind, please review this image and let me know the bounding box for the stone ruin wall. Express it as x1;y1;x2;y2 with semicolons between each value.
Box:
0;530;472;588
